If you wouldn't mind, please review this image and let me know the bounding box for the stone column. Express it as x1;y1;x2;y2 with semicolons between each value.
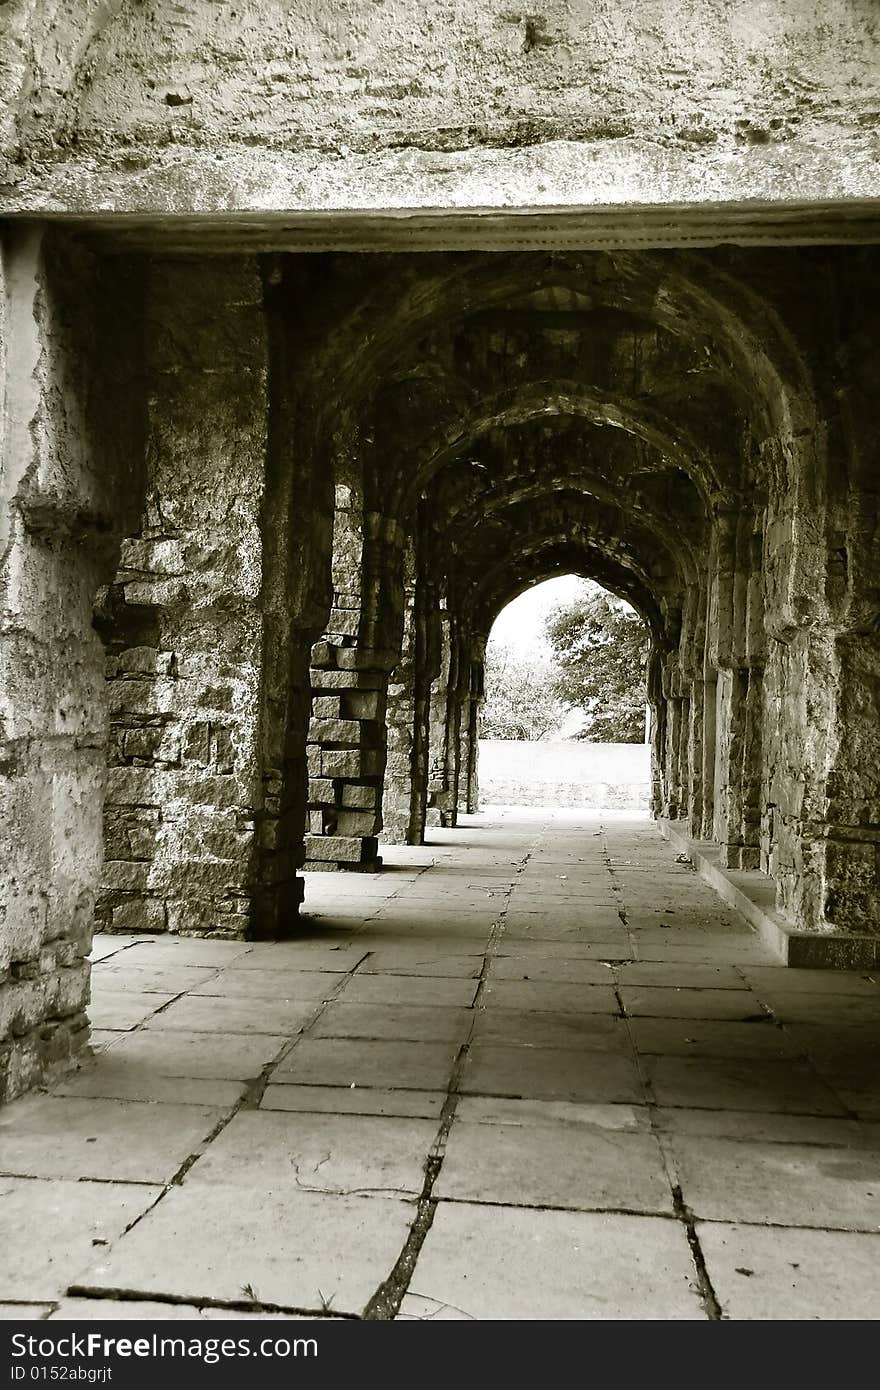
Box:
382;543;417;845
97;259;272;938
0;230;143;1099
304;502;404;870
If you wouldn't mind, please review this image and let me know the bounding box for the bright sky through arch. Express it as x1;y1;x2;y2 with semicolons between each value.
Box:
489;575;593;657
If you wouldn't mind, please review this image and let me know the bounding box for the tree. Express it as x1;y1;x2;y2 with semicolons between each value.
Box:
545;586;649;742
481;639;567;741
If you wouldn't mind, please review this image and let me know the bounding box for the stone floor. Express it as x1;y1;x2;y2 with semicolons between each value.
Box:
2;809;879;1321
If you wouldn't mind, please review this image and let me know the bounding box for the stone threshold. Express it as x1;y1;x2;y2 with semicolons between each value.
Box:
659;820;880;971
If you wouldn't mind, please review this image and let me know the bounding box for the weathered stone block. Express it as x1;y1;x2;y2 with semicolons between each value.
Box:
310;718;362;746
342;690;385;720
335;810;381;836
340;784;381;810
110;899;167;933
304;835;379;864
312;696;342;719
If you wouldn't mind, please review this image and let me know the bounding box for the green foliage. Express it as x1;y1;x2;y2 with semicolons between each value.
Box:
481;639;568;741
545;587;649;742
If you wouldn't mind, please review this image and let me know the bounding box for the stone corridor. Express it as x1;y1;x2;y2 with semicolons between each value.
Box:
1;810;878;1322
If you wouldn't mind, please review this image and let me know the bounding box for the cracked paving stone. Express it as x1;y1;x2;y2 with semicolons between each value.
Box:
0;1178;161;1300
670;1134;880;1229
460;1043;645;1103
49;1300;328;1320
79;1184;416;1316
696;1223;880;1320
399;1204;703;1320
434;1115;672;1212
0;1096;224;1183
271;1038;458;1091
185;1109;438;1195
0;1305;53;1320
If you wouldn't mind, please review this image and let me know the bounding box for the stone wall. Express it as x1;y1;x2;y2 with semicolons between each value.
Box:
479;740;651;811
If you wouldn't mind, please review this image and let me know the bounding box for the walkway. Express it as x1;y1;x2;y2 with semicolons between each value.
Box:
2;810;879;1321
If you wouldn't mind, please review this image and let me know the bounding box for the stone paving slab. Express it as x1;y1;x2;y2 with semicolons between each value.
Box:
755;994;880;1027
620;986;767;1020
186;1110;437;1196
189;969;343;1001
116;941;253;966
614;963;746;989
481;980;620;1014
144;996;318;1036
357;950;482;977
644;1056;845;1115
87;989;179;1031
337;973;479;1006
232;945;366;972
0;1096;224;1183
696;1223;880;1320
629;1017;797;1060
742;967;880;997
400;1204;703;1320
272;1038;458;1091
653;1107;880;1147
472;1008;633;1052
53;1055;247;1107
99;1029;287;1080
78;1185;416;1316
454;1097;649;1131
261;1085;445;1120
0;1305;53;1319
488;956;615;985
435;1117;672;1212
670;1135;880;1229
460;1044;645;1104
89;937;153;962
0;1177;161;1300
93;964;222;994
495;939;635;960
311;1002;473;1043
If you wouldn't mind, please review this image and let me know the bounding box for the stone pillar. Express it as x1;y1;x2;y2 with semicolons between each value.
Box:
304;499;403;870
96;259;273;938
425;607;456;830
382;544;417;845
457;649;484;816
0;230;143;1099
